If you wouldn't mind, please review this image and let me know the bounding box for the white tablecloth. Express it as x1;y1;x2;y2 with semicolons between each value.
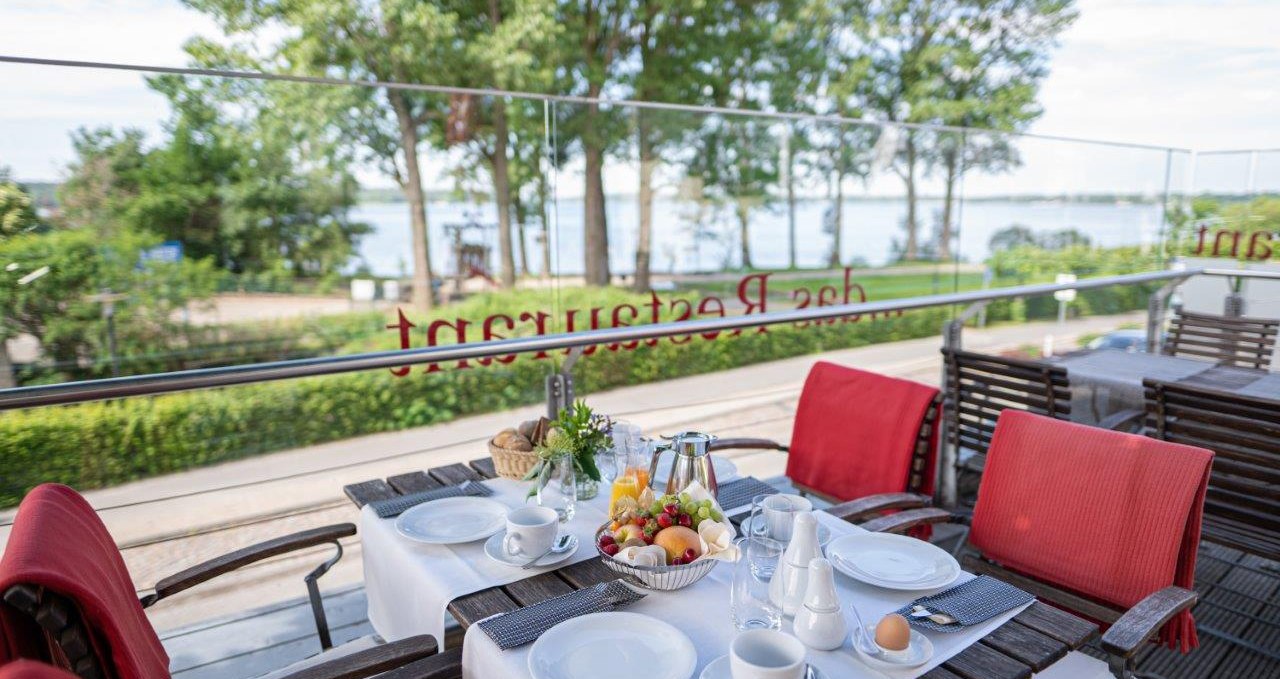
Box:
360;477;611;646
460;511;1032;679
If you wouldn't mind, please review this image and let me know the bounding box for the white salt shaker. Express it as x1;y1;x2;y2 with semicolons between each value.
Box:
794;557;847;650
769;511;821;616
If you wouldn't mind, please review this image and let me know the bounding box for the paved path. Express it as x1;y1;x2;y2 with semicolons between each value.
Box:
1;312;1140;632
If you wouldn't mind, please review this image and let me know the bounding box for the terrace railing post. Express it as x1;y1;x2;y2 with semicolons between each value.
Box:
938;301;989;509
546;346;584;418
1225;276;1245;317
1147;280;1182;353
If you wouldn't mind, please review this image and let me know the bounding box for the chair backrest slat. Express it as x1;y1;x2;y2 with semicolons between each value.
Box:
1162;307;1279;370
1143;379;1280;560
942;348;1072;460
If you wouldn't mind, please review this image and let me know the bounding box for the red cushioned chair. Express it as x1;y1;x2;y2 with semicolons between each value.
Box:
870;409;1212;679
0;660;80;679
709;361;948;531
0;484;450;679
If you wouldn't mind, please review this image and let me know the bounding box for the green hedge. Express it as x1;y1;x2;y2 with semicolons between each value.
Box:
0;303;951;506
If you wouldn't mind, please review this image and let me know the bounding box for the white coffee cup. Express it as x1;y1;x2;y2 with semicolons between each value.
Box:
730;629;807;679
503;506;558;558
762;494;813;542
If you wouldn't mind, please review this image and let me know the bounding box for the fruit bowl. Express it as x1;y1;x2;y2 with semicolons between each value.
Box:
594;523;720;590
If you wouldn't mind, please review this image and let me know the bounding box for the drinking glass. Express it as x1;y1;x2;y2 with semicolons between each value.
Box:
536;452;577;523
731;536;783;631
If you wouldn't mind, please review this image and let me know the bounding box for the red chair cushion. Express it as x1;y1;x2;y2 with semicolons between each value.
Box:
0;484;170;678
785;362;940;500
0;661;80;679
970;410;1212;652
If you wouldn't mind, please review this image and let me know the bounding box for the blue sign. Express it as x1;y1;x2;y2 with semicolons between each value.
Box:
139;241;183;265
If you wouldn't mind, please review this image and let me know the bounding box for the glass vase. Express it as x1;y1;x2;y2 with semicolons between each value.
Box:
536;452;577;522
575;472;600;500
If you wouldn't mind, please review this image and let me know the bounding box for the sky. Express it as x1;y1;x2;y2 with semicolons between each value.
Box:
0;0;1277;195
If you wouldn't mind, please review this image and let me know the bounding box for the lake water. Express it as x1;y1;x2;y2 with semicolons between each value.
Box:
352;197;1165;277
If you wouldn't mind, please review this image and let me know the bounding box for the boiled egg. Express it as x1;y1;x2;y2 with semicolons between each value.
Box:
874;613;911;651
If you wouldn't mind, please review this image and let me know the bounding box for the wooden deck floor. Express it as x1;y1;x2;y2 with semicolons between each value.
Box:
162;541;1280;678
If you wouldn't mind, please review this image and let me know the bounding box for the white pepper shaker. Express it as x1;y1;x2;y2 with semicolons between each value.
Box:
794;557;847;650
769;511;821;616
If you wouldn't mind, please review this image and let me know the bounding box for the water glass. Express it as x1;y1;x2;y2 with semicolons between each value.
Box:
731;536;783;631
536;452;577;523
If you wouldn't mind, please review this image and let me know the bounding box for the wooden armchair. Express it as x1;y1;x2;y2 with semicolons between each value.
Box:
940;348;1071;503
708;361;941;523
1162;306;1279;369
1141;379;1280;562
0;485;456;679
864;410;1213;679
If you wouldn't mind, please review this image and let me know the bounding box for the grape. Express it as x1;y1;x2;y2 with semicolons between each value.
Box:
700;499;713;509
697;507;711;519
649;502;664;515
679;493;691;503
710;509;723;522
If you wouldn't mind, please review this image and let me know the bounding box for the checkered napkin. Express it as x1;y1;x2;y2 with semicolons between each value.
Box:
895;575;1034;633
369;481;493;519
478;580;647;650
716;476;779;513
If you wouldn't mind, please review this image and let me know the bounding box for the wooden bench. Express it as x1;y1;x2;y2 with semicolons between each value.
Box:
1162;307;1279;370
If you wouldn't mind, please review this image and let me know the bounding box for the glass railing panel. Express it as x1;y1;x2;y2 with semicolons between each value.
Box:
1176;149;1280;315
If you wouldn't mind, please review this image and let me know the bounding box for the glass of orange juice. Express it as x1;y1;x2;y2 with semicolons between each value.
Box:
608;472;641;515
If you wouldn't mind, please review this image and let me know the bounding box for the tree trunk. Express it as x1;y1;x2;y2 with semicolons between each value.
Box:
829;169;845;268
491;99;517;288
786;138;797;270
513;195;531;276
938;148;957;261
737;200;753;269
0;338;15;389
902;135;919;261
582;95;611;286
634;112;654;292
389;89;435;311
538;167;552;279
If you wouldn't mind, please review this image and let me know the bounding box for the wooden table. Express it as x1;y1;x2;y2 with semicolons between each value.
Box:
345;459;1100;679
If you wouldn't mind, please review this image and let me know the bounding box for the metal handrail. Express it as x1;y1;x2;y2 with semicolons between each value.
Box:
0;268;1211;411
0;55;1191;152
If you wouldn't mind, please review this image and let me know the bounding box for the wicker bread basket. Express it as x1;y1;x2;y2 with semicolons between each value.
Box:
487;438;541;480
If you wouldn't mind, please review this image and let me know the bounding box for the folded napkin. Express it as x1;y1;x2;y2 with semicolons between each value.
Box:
369;481;493;518
615;544;668;567
895;575;1034;633
477;580;647;649
715;476;778;513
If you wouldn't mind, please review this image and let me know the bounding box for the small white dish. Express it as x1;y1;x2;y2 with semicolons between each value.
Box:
394;496;507;545
653;451;739;486
529;612;695;679
852;625;934;670
826;533;960;590
700;655;829;679
484;531;578;568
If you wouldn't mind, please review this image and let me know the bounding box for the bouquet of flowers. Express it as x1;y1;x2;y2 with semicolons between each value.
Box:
524;400;612;497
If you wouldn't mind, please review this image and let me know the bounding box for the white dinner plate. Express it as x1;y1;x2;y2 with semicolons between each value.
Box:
528;612;696;679
483;531;578;568
394;497;507;545
853;625;934;670
826;533;961;590
652;452;739;487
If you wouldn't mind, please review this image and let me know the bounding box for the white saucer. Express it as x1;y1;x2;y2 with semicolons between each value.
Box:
852;625;934;670
483;531;578;568
700;655;828;679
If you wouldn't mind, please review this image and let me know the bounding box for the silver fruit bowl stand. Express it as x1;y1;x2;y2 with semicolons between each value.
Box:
594;523;719;590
